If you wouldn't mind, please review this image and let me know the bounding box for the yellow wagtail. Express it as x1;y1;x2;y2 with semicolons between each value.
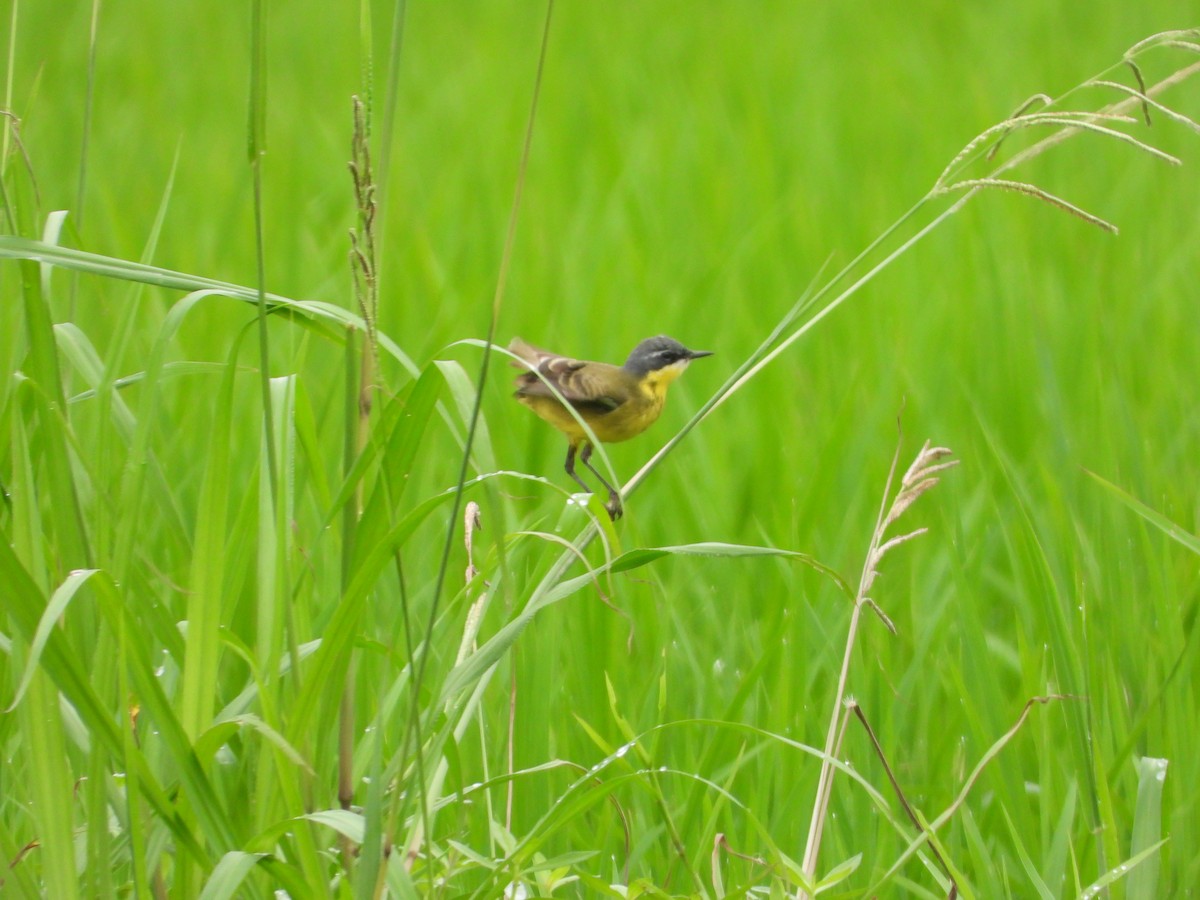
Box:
509;335;713;518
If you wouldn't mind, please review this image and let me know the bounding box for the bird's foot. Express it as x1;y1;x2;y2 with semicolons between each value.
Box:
604;493;623;520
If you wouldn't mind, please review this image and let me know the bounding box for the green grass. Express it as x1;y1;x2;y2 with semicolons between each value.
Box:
2;1;1199;896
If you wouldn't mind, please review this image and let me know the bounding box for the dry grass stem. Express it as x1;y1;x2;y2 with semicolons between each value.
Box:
990;58;1200;180
870;528;929;570
712;833;770;893
848;701;959;897
930;111;1140;190
349;96;377;334
935;118;1036;188
987;94;1053;159
1012;93;1054;116
463;501;482;584
349;95;380;429
861;599;896;634
455;502;488;667
1124;28;1200;56
1122;61;1153;125
798;439;957;897
1088;81;1200;132
1024;116;1181;162
338;97;380;860
936;31;1199;218
885;480;942;527
936;178;1120;233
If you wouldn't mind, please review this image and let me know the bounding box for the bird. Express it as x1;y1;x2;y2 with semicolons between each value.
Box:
509;335;713;519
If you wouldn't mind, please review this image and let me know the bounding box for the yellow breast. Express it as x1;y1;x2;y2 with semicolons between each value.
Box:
518;370;682;446
594;386;665;443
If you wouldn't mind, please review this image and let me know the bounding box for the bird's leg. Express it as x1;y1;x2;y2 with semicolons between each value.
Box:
580;443;623;520
563;443;594;494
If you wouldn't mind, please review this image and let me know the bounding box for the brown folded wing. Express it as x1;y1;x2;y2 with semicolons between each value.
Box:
509;339;624;412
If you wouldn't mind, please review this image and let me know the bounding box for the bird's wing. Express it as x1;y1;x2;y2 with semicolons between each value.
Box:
510;339;625;412
507;337;557;368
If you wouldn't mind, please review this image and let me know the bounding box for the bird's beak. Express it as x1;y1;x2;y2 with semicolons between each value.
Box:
687;349;714;359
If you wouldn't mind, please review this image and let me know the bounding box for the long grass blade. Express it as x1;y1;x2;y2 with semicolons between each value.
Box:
1127;757;1168;899
1084;469;1200;555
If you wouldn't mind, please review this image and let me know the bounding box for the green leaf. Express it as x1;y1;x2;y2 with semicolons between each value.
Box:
776;848;816;892
1085;469;1200;555
247;808;367;853
572;872;631;897
179;343;239;740
435;358;497;472
15;251;92;569
446;839;500;869
305;809;367;844
0;236;419;375
524;849;599;874
815;852;862;892
1079;838;1169;899
1043;779;1077;896
6;568;100;711
21;667;79;900
610;542;850;597
196;714;314;775
1001;804;1055;900
1127;757;1168;899
197;852;270;900
350;364;443;564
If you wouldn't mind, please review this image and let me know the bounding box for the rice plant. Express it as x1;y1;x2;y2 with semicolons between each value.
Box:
1;6;1197;897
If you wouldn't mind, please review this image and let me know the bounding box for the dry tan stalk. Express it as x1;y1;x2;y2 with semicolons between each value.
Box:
798;438;956;897
935;178;1120;233
1088;80;1200;133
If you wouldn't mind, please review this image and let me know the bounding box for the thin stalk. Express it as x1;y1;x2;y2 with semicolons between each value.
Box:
343;90;381;880
801;608;862;879
796;440;956;896
248;0;277;506
73;0;101;231
506;659;517;833
67;0;100;320
339;327;361;866
375;0;407;223
2;0;17;168
391;0;555;876
798;438;904;891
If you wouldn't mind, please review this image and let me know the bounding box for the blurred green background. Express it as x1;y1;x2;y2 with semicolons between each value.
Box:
3;0;1198;895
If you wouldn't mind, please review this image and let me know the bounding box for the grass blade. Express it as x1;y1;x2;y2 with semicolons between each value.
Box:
1079;838;1169;899
1127;757;1168;899
197;852;270;900
1085;469;1200;555
6;567;99;711
178;343;239;739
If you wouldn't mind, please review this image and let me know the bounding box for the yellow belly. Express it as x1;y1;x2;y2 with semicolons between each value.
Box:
518;389;665;445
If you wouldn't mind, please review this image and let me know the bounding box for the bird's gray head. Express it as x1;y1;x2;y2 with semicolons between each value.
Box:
623;335;714;376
